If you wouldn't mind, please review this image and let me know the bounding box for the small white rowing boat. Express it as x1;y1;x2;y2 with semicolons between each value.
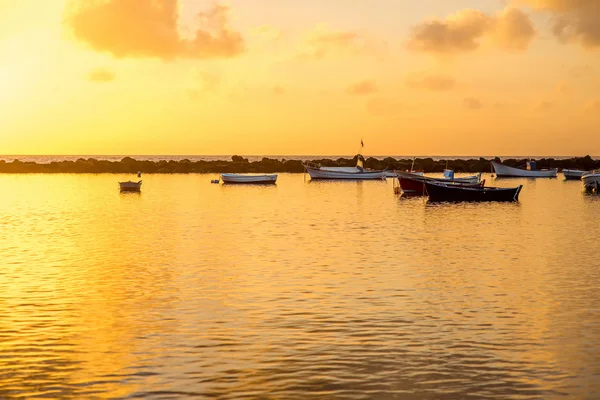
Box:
491;161;557;178
220;173;277;184
119;180;142;192
563;169;587;180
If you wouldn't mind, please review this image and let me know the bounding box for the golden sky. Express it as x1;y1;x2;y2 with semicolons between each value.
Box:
0;0;599;156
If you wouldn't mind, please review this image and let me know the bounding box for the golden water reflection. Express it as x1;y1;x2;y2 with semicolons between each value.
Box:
1;174;599;398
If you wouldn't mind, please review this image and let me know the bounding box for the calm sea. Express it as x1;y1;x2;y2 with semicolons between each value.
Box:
1;173;599;399
0;155;595;163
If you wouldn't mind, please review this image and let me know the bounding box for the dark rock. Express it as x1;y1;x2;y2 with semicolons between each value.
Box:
0;156;598;174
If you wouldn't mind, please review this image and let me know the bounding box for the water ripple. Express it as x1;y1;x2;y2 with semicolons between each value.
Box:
0;174;599;398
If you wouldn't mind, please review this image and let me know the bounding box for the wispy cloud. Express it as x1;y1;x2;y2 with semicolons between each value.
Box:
346;80;378;96
405;74;456;91
273;85;286;95
555;81;570;94
87;67;115;83
464;97;483;110
534;100;553;111
297;25;388;60
584;100;600;114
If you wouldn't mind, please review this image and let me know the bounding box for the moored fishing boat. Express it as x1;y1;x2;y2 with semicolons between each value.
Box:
395;171;483;195
563;169;587;180
491;160;557;178
303;140;387;180
304;164;386;180
119;180;142;192
582;171;600;192
425;181;522;202
221;173;277;184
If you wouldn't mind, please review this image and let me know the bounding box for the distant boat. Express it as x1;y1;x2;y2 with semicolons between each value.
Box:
119;180;142;192
220;173;277;184
396;171;483;195
582;171;600;192
563;169;587;180
491;160;557;178
425;181;522;202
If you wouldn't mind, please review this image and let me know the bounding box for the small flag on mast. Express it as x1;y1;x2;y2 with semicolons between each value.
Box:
361;139;364;147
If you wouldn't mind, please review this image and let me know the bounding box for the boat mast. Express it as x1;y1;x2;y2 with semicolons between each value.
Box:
356;139;365;169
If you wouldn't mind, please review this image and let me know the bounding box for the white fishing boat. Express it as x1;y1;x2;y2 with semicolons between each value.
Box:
563;169;587;180
582;171;600;192
491;160;557;178
303;140;386;180
220;173;277;184
119;180;142;192
303;164;386;180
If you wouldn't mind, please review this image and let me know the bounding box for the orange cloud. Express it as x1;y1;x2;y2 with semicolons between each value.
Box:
464;97;483;109
347;80;378;96
405;74;456;91
555;81;570;94
65;1;244;60
584;100;600;114
192;69;220;91
87;67;115;83
298;26;388;60
520;0;600;48
273;85;286;95
534;100;553;111
406;7;535;54
251;25;283;41
569;65;593;78
493;8;537;50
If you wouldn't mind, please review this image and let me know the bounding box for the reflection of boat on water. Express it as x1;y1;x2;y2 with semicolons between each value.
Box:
425;181;522;202
563;169;587;180
582;171;600;192
395;171;483;195
221;173;277;184
119;181;142;192
491;160;557;178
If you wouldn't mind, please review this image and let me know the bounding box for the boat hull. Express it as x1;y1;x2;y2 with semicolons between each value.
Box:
396;172;483;195
304;165;385;180
119;181;142;192
582;173;600;191
563;169;586;180
425;181;522;202
491;161;557;178
221;174;277;184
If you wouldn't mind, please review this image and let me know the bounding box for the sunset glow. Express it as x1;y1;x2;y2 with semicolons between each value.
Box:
0;0;599;156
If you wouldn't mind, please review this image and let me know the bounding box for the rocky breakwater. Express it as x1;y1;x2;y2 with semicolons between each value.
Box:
0;155;598;174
